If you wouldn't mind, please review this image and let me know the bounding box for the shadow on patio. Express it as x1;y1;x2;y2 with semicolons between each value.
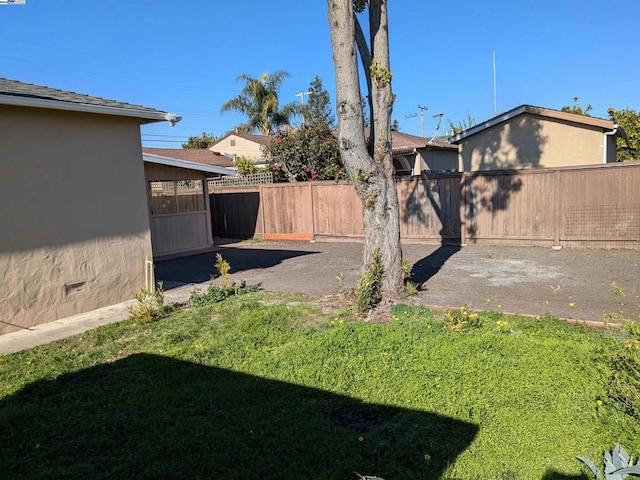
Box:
155;246;319;289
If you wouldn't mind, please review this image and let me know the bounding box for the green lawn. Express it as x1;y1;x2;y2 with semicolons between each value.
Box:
1;292;638;479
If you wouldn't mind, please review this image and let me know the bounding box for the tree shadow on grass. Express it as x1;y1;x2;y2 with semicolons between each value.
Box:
156;247;318;289
1;353;478;480
541;469;590;479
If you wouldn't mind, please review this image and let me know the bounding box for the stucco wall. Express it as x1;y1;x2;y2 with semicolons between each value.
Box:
459;114;608;171
0;106;152;334
417;148;459;174
210;135;264;160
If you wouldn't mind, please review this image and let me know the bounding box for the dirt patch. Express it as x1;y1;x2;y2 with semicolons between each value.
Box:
455;258;562;287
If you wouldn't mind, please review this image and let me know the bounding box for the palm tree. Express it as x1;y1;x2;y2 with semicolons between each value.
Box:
221;71;299;135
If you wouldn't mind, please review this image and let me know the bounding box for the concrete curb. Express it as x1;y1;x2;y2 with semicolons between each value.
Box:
0;282;204;355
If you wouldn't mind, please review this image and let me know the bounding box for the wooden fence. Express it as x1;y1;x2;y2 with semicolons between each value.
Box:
210;162;640;249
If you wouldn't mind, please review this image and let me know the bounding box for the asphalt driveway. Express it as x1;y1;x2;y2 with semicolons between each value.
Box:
156;240;640;323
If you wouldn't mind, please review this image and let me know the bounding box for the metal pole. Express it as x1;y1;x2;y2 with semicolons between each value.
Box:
493;51;497;117
296;91;311;126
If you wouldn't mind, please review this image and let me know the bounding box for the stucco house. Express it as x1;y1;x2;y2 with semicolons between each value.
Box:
450;105;628;171
209;131;272;166
0;78;180;334
390;131;458;175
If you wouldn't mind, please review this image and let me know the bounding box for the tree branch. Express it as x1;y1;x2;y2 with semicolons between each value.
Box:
354;13;374;150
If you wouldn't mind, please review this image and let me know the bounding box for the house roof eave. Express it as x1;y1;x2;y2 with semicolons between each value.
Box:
449;105;615;143
0;93;180;124
143;153;236;176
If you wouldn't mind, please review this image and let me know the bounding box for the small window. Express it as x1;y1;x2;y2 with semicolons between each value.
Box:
230;139;236;146
176;180;205;213
149;181;177;215
149;180;205;215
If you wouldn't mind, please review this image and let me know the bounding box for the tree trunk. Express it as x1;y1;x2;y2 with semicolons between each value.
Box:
327;0;403;298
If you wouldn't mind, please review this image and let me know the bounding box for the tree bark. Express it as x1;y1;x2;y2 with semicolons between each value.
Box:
327;0;403;298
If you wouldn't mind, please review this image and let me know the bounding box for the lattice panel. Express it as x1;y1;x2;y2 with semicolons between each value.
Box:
564;204;640;240
209;172;273;188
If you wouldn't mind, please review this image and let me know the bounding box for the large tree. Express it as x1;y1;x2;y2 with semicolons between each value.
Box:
221;71;299;135
327;0;404;303
561;99;638;161
607;107;639;161
561;97;593;116
303;75;335;128
182;131;216;149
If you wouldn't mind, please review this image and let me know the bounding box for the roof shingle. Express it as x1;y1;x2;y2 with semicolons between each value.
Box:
142;148;234;168
0;78;166;115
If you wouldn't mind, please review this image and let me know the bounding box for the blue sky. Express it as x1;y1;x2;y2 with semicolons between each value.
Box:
2;0;639;147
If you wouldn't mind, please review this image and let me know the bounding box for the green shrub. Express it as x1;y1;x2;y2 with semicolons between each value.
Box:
188;281;260;308
234;156;258;175
355;250;383;312
443;305;481;332
214;253;232;293
128;283;165;322
190;254;260;308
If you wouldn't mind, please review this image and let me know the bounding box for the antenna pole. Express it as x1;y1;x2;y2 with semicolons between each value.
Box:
493;51;497;117
296;90;312;126
406;105;429;137
295;90;312;105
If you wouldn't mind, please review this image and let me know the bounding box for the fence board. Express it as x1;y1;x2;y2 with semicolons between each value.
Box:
209;163;640;249
559;164;640;247
312;183;363;236
261;184;314;240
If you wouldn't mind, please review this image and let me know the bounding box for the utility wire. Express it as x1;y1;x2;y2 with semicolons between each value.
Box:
0;35;212;79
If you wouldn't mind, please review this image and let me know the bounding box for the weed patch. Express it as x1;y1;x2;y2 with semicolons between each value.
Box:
188;254;260;308
128;283;175;322
355;250;383;312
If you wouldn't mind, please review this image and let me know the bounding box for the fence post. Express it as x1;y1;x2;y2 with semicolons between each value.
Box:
553;169;561;248
259;184;266;240
460;173;467;246
309;181;316;241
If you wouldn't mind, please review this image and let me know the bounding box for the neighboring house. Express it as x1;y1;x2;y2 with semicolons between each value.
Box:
389;131;459;175
209;131;273;166
143;153;234;259
0;78;179;334
449;105;628;171
210;129;458;175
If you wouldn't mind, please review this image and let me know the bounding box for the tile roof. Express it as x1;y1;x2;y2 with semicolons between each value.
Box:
391;131;457;152
362;128;457;154
142;148;234;168
143;153;235;177
0;78;173;121
208;128;456;157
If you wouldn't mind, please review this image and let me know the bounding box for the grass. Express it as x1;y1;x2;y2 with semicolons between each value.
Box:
0;293;638;479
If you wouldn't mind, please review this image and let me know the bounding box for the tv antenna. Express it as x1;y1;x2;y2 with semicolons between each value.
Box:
405;105;428;137
428;112;444;144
